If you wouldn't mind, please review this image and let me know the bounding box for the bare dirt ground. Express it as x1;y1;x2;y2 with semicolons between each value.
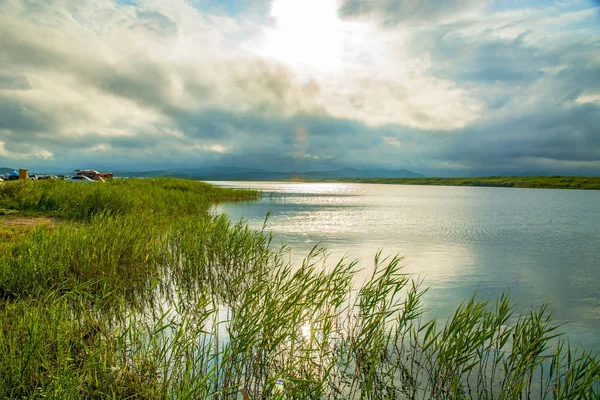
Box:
0;216;61;227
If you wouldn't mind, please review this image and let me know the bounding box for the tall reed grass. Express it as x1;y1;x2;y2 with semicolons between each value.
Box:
0;178;597;398
0;178;257;219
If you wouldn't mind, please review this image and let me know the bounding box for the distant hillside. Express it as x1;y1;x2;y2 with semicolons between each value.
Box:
116;166;425;180
0;167;16;174
302;168;424;179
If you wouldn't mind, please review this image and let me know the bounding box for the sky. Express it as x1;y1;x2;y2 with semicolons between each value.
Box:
0;0;599;176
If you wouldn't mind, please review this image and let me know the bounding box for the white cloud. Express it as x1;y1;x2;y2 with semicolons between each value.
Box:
255;0;483;129
0;0;598;174
0;0;485;153
0;139;54;160
576;93;600;105
190;143;230;153
384;137;401;148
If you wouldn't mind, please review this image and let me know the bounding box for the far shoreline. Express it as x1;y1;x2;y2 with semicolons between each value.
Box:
292;176;600;190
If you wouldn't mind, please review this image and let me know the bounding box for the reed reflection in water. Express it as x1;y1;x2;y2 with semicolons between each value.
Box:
212;181;600;351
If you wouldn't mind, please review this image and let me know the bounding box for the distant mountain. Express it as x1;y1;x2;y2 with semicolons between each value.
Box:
0;167;16;174
29;166;71;174
116;166;425;180
302;168;425;179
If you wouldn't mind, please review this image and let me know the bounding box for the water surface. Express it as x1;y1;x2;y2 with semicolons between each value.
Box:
212;182;600;350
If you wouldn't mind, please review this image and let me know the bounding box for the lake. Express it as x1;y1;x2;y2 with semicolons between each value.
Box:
211;181;600;351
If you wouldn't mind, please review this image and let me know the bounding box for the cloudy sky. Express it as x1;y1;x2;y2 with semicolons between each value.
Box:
1;0;599;175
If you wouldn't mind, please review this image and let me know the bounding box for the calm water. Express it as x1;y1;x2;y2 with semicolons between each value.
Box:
211;182;600;350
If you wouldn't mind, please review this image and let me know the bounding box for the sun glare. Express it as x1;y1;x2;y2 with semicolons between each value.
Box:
262;0;343;72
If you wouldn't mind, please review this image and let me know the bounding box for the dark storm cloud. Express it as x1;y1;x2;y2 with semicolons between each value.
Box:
555;63;600;94
92;65;178;113
173;107;365;150
424;24;599;88
430;32;552;84
171;109;255;140
0;97;55;134
78;98;600;175
440;103;600;172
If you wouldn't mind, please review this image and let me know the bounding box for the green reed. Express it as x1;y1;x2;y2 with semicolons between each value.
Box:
0;178;258;219
0;178;597;398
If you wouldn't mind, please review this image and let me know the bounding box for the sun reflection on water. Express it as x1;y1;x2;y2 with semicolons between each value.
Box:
300;320;311;341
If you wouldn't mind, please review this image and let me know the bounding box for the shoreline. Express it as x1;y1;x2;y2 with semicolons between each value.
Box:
300;176;600;190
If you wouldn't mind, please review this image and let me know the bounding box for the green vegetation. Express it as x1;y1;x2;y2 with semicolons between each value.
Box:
0;224;38;252
0;178;598;398
0;178;258;219
312;176;600;190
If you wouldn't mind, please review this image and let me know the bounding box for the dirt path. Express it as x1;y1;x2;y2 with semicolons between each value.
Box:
0;216;61;227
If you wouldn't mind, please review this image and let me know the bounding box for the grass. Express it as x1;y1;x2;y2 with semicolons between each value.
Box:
0;178;258;219
0;178;598;398
310;176;600;190
0;224;37;251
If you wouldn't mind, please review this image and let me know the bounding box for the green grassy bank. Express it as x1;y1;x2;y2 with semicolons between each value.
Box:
0;178;598;398
310;176;600;190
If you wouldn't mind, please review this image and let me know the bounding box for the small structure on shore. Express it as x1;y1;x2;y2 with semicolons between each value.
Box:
74;169;114;180
6;170;19;181
18;169;29;180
